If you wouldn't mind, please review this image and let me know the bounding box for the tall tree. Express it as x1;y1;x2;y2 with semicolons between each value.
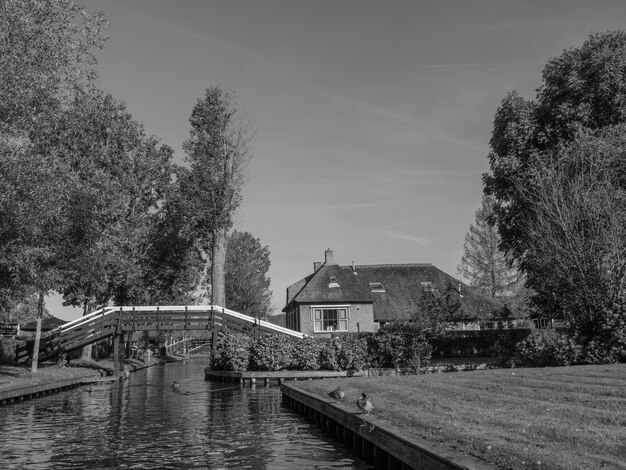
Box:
0;0;108;370
459;195;520;300
517;127;626;360
0;0;107;138
484;31;626;360
182;86;253;307
225;231;273;320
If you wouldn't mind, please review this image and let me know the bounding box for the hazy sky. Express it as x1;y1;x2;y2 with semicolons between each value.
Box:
49;0;626;320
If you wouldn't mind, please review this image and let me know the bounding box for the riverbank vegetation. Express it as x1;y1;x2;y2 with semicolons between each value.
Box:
296;364;626;470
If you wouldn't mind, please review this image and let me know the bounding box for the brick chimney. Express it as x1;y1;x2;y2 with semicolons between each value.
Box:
325;248;335;265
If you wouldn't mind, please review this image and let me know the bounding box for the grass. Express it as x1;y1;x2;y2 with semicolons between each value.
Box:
0;363;101;392
293;364;626;470
0;356;162;393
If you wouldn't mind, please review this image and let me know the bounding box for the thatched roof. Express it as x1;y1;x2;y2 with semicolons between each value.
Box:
283;261;500;322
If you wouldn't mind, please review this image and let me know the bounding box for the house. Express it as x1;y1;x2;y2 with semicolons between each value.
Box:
18;315;66;340
282;249;499;336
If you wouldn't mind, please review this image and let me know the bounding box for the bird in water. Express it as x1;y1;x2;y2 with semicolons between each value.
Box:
328;386;345;401
357;393;374;415
87;387;93;393
184;391;190;396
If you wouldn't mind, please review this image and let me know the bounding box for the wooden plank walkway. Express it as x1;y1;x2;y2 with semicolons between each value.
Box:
16;305;306;365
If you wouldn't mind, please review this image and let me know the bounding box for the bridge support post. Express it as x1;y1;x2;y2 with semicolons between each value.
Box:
113;333;124;379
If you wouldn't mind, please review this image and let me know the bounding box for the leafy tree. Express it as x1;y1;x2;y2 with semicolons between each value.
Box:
182;86;253;307
0;0;107;138
225;231;273;319
484;31;626;359
0;141;67;371
141;181;205;305
380;286;461;374
459;194;521;299
0;0;108;369
517;128;626;361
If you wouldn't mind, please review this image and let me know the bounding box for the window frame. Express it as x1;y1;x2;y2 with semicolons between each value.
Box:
309;305;350;332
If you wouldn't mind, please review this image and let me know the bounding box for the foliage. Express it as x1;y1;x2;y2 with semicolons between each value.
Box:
209;333;252;371
380;287;462;372
484;31;626;351
249;333;294;371
580;302;626;364
182;86;253;307
0;338;18;364
291;336;323;371
432;329;533;358
459;194;521;299
515;330;582;367
225;231;273;319
334;335;368;371
365;331;403;368
0;0;108;138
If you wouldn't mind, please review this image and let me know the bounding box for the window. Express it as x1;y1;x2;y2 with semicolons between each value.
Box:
369;281;385;293
328;275;340;288
533;318;550;329
420;281;437;292
312;308;348;332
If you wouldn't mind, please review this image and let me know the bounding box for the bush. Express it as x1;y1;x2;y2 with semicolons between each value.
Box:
0;338;18;364
292;337;323;370
335;335;368;371
249;333;294;371
366;332;404;368
516;330;582;367
210;333;252;371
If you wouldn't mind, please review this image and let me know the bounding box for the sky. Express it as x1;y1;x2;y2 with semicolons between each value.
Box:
48;0;626;321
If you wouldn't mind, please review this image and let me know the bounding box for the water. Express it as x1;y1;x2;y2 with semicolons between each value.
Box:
0;360;373;469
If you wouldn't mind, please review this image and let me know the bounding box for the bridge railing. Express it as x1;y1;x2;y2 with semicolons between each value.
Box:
16;305;307;364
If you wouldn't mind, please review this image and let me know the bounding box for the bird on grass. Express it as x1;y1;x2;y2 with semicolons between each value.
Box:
357;393;374;416
328;386;345;401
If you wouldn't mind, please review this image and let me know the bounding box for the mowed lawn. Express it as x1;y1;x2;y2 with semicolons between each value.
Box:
294;364;626;470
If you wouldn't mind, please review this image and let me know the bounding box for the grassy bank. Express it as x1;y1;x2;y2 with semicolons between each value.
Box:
294;364;626;470
0;356;163;393
0;363;102;392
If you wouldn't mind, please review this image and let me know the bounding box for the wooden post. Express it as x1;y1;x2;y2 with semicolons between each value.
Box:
113;334;120;379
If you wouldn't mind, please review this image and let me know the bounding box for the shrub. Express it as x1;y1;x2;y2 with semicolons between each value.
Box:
319;338;340;371
366;331;402;368
292;337;323;370
249;333;294;371
0;338;18;364
335;335;368;371
516;330;582;367
210;333;252;371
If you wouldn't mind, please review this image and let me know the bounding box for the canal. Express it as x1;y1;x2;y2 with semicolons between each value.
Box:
0;359;373;469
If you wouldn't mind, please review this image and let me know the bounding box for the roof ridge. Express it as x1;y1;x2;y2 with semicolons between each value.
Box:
341;263;433;269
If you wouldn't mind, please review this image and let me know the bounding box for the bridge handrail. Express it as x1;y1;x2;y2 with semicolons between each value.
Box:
46;304;307;340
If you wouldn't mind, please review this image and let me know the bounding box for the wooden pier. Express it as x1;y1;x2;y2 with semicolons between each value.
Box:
204;368;366;387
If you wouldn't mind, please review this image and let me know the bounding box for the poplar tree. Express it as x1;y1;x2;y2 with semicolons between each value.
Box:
182;86;253;308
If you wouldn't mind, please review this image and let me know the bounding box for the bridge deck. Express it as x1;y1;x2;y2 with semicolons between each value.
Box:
16;305;306;365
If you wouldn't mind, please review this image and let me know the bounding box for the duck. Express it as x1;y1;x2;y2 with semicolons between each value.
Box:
328;386;345;400
356;393;374;416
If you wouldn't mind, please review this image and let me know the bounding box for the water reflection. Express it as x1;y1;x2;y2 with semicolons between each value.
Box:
0;360;372;469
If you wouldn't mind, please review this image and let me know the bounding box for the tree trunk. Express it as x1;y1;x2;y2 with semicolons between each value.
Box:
211;227;227;307
31;292;44;373
81;300;92;360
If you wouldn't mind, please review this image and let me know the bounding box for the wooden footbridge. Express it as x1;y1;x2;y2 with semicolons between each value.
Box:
16;305;306;374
